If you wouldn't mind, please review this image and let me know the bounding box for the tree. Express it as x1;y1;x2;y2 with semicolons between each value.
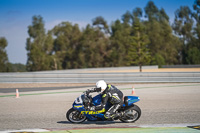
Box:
159;19;182;65
185;0;200;64
144;1;181;65
110;19;131;66
186;47;200;64
92;16;110;34
153;53;165;68
173;6;194;64
26;15;54;71
144;1;159;21
127;8;151;72
122;11;132;25
193;0;200;49
7;63;27;72
172;1;200;65
159;8;169;22
51;22;82;69
80;24;111;67
193;0;200;24
0;37;9;72
25;1;200;71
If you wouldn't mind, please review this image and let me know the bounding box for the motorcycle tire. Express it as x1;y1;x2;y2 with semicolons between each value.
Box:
119;104;141;123
66;108;87;123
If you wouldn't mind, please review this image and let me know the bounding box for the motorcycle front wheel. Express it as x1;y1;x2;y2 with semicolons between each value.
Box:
66;108;86;123
119;104;141;123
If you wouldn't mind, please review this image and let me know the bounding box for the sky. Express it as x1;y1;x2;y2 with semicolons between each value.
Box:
0;0;195;64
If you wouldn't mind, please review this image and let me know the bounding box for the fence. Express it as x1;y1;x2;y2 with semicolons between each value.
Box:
0;66;199;83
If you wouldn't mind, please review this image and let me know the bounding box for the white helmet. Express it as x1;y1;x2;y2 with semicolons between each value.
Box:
96;80;107;93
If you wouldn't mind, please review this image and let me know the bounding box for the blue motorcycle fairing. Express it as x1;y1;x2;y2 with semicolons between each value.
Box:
72;94;106;121
73;102;101;121
92;94;112;110
72;94;140;121
123;96;140;107
92;94;140;106
92;94;102;106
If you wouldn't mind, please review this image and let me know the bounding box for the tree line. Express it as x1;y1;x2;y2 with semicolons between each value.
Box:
0;0;200;72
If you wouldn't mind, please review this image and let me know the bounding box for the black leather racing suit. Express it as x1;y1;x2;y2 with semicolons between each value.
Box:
86;84;123;120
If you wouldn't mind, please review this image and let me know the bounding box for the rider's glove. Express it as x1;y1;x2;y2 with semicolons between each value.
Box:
84;88;97;95
83;89;89;95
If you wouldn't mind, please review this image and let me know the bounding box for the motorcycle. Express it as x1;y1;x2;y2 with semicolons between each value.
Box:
66;92;141;123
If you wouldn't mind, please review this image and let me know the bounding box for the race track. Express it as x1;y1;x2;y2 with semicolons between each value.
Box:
0;83;200;130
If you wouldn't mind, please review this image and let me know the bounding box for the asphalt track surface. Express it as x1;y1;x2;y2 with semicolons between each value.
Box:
0;86;93;93
0;83;200;132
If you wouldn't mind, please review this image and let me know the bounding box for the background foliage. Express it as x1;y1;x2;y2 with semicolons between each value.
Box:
0;0;200;72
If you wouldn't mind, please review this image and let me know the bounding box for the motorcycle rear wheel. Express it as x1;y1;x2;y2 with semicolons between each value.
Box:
66;108;86;123
119;104;141;123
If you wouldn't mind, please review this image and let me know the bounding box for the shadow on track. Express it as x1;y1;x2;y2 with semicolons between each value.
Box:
57;121;121;125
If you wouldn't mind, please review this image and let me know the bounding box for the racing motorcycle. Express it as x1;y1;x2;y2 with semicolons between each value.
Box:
66;92;141;123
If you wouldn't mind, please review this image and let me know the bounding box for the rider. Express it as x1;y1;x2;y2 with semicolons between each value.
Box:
85;80;124;120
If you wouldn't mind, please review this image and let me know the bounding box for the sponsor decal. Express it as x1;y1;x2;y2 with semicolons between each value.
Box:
74;105;83;108
81;109;105;115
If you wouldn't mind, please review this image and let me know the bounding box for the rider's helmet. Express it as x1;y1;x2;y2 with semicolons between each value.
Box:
96;80;107;93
